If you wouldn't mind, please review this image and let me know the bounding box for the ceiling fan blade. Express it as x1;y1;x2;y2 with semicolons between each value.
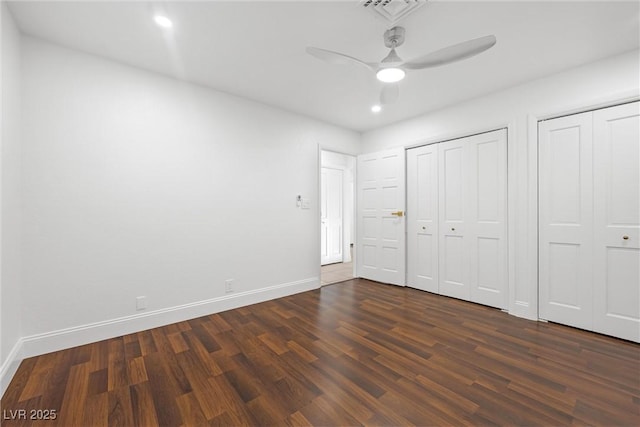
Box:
403;35;496;70
306;47;374;71
380;83;399;105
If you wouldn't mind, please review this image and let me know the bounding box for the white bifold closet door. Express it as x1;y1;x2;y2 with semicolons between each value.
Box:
407;144;439;293
539;112;594;329
539;101;639;342
407;129;508;309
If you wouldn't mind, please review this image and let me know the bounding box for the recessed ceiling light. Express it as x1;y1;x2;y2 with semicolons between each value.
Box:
371;105;382;113
154;15;173;29
376;67;405;83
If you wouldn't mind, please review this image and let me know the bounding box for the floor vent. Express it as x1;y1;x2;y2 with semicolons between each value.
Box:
360;0;428;26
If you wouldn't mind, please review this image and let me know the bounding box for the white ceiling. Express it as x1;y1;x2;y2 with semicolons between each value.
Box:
7;1;640;132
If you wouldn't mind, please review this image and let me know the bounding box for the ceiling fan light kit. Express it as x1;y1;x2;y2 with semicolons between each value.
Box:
307;24;496;105
153;15;173;29
376;67;405;83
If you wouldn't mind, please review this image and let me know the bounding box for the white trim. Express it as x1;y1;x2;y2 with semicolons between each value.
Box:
402;122;511;151
535;91;639;122
317;144;323;281
0;276;317;397
526;113;540;321
505;120;535;319
0;339;24;399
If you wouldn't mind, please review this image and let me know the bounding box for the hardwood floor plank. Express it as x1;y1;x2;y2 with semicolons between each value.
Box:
129;382;159;427
175;391;208;427
106;339;127;391
107;386;135;427
57;363;90;427
2;279;638;426
180;330;224;376
36;350;74;419
149;328;192;394
127;357;148;386
175;350;228;420
136;330;157;356
82;392;108;427
16;353;55;402
142;351;184;426
284;411;313;427
86;368;108;396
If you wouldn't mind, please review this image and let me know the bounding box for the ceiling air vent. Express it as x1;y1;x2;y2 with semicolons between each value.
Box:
360;0;428;26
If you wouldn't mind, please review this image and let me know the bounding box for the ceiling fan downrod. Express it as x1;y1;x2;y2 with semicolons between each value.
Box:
384;26;406;48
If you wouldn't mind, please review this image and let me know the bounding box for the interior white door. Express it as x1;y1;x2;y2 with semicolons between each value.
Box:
539;112;594;330
407;144;439;292
357;148;406;286
321;167;343;265
438;138;470;301
593;102;640;342
467;130;508;309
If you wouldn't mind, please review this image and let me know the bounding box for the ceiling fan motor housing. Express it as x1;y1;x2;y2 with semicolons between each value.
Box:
384;26;405;48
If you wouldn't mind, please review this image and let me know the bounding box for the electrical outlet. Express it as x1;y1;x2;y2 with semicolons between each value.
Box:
136;296;147;311
225;279;234;294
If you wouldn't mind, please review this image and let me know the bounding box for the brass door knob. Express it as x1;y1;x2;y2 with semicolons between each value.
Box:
623;235;629;240
391;211;404;217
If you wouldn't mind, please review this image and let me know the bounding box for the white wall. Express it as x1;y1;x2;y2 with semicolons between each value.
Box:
19;37;360;352
361;49;640;320
321;150;355;262
0;2;23;391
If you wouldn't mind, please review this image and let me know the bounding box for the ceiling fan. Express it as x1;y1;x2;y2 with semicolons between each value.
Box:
306;26;496;106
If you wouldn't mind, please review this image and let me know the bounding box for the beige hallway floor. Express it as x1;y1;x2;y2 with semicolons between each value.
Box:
321;259;353;285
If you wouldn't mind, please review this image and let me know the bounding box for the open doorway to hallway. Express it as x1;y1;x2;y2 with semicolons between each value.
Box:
320;150;355;285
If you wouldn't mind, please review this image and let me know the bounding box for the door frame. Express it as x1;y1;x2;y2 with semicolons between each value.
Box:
531;90;639;320
318;147;357;284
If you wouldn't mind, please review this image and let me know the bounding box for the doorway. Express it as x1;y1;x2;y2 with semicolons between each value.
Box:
320;150;355;286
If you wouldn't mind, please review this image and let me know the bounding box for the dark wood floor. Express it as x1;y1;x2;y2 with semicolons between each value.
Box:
2;279;639;426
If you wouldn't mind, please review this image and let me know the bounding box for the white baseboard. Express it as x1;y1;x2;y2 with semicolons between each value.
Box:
0;338;24;399
1;277;318;398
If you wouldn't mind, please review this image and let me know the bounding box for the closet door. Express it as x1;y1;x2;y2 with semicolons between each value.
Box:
438;138;471;301
467;130;508;309
593;102;640;342
407;144;439;293
539;112;594;330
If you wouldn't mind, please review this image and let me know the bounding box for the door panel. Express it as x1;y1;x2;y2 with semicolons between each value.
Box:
321;167;343;265
593;102;640;342
539;112;593;330
407;145;438;292
357;148;406;286
468;130;508;309
439;140;470;301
